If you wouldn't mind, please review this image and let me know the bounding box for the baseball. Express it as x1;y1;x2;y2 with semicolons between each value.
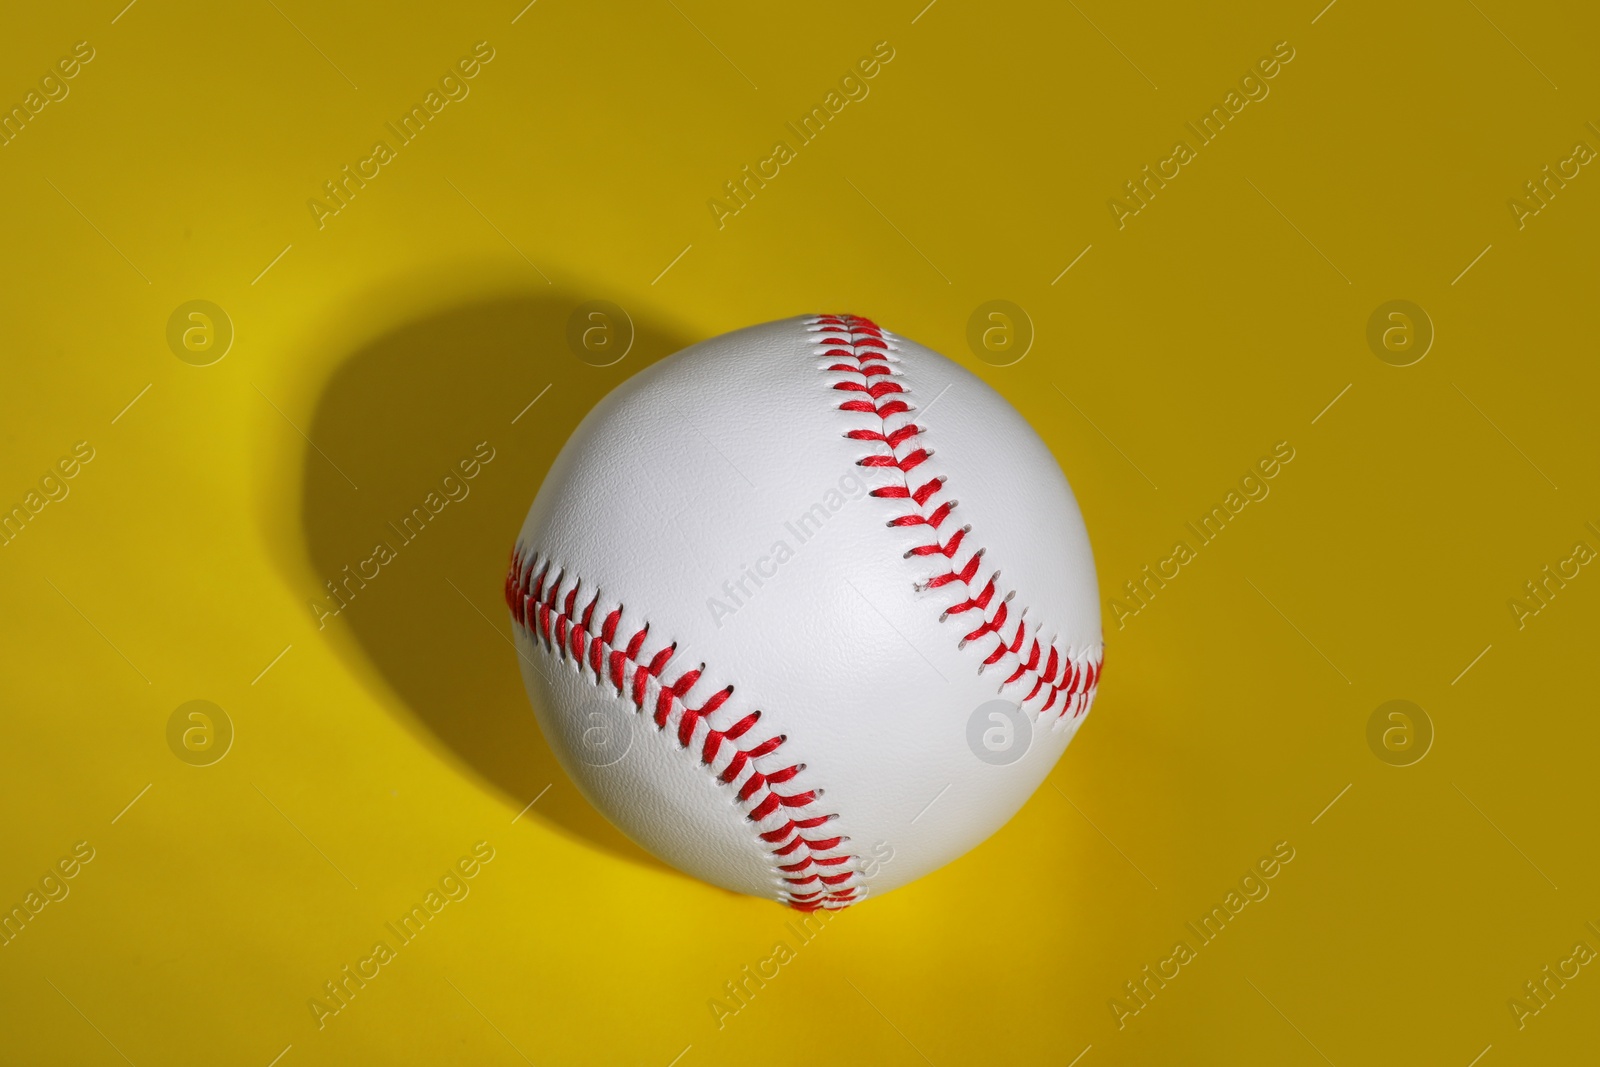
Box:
505;314;1103;909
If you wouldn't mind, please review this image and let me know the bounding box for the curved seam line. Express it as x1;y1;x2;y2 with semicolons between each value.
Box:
505;550;861;910
811;313;1104;720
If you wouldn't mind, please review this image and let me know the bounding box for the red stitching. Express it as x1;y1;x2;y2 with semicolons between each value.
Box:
505;314;1101;911
504;550;859;911
812;313;1104;718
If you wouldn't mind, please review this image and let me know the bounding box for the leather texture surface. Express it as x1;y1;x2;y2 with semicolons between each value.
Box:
507;315;1103;908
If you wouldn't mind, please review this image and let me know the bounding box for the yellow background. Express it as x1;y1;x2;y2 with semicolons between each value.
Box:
2;1;1597;1064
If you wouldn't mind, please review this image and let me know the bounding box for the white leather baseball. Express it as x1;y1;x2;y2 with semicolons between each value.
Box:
506;314;1103;909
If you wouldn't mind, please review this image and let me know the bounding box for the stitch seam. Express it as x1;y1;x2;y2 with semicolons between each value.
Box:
811;313;1103;720
505;314;1102;912
505;550;860;911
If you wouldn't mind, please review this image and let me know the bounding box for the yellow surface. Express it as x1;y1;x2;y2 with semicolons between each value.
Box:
2;1;1597;1064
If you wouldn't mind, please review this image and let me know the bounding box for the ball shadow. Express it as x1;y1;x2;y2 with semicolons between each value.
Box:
301;289;692;872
